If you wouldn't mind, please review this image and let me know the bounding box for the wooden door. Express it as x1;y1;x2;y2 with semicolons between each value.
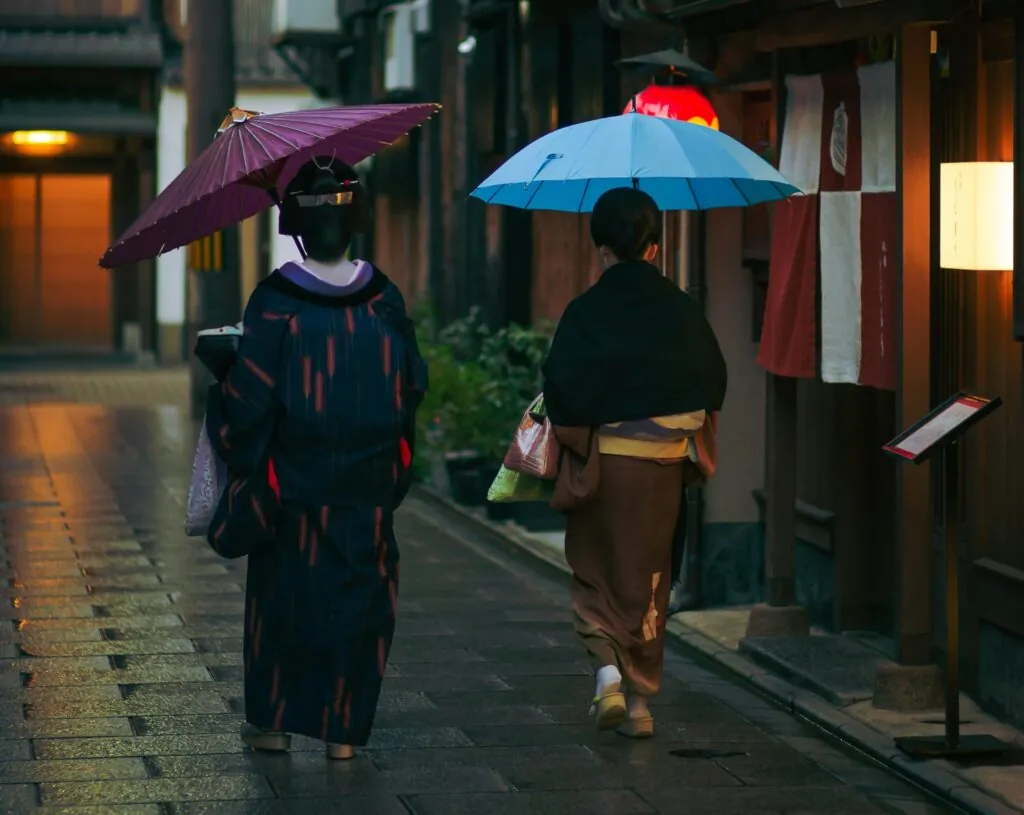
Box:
38;174;112;348
0;174;39;344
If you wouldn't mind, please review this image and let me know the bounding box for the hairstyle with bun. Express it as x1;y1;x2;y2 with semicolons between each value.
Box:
278;156;367;262
589;187;662;262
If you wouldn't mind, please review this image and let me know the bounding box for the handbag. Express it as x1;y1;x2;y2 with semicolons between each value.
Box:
504;395;560;480
550;426;601;512
185;422;228;537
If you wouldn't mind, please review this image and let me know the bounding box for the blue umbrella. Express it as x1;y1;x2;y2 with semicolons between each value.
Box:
470;112;800;213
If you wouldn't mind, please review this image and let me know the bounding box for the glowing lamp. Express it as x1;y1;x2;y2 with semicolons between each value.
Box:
940;162;1013;271
5;130;74;156
625;85;720;130
11;130;69;146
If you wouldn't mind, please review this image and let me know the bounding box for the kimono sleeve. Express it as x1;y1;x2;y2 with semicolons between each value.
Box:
391;295;428;452
205;289;292;473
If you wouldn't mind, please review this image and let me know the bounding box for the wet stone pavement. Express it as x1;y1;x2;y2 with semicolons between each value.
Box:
0;403;956;814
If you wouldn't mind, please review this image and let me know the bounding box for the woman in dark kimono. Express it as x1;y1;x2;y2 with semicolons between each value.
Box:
542;188;726;739
205;157;427;760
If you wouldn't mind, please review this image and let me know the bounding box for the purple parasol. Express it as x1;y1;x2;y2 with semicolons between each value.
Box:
100;103;440;269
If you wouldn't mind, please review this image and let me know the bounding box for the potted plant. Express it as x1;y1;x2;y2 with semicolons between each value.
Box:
469;322;565;531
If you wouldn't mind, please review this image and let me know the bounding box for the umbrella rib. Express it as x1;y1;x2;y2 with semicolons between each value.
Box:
730;177;754;207
576;179;592;214
522;181;545;210
685;178;700;211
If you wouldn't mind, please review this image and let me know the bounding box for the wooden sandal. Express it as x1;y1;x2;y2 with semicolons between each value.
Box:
590;685;628;731
326;743;356;760
616;713;655;739
241;722;291;752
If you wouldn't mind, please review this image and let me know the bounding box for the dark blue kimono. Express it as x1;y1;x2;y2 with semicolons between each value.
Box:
206;262;427;746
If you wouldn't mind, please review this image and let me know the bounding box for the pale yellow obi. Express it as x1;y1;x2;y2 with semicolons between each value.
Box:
598;410;706;461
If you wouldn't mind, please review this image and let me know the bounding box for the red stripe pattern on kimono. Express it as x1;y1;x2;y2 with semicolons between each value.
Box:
757;62;897;390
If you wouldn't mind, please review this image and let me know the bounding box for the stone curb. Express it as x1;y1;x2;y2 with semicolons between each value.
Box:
412;485;1023;815
737;637;874;708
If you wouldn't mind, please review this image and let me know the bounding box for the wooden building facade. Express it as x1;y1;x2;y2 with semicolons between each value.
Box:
322;0;1024;727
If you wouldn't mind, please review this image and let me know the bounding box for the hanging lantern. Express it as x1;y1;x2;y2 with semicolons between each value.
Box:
625;85;720;130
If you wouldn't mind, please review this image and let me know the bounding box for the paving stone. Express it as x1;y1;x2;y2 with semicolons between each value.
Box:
0;738;34;760
34;733;244;760
121;681;240;699
637;785;884;814
366;727;474;750
537;702;750;727
374;744;635;792
16;684;124;702
460;724;601;748
20;638;197;658
0;757;149;782
25;693;230;718
270;765;509;798
0;784;39;810
704;742;846;787
171;798;409;815
190;638;243;654
375;702;555;728
25;616;179;632
145;752;313;779
2;716;134;739
404;790;656;815
39;775;274;805
131;714;244;736
33;806;164;815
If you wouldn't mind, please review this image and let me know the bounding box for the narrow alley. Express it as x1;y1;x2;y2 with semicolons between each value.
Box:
0;390;954;814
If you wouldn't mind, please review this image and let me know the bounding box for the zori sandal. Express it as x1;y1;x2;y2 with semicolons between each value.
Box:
617;712;655;739
590;685;628;731
241;722;291;752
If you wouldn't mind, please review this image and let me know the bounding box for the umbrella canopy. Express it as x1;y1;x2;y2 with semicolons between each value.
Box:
100;103;440;269
470;111;799;213
615;49;721;87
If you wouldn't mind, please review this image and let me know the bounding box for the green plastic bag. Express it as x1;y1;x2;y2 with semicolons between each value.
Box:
487;465;554;504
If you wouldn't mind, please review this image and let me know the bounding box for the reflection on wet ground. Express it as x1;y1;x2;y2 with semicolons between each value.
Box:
0;401;955;814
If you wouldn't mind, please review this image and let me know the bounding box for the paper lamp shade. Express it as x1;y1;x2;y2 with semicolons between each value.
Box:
939;162;1013;271
626;85;720;130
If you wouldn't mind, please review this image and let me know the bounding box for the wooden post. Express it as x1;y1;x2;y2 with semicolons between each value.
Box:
109;143;140;353
764;373;798;606
1014;0;1024;343
744;47;807;638
185;0;238;419
895;23;933;666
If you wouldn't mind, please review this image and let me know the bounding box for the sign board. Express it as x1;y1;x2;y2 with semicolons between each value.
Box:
883;392;1002;464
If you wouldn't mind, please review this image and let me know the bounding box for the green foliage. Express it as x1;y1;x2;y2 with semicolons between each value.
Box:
411;303;555;473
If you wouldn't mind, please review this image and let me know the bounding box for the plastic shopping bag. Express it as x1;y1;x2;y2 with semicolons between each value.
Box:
487;465;554;504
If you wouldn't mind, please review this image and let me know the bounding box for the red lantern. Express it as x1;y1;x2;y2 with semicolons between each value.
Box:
625;85;720;130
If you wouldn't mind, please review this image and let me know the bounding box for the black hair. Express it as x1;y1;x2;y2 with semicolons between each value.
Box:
589;187;662;262
278;157;367;262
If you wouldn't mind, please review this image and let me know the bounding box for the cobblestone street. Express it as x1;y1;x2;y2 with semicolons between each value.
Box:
0;394;956;813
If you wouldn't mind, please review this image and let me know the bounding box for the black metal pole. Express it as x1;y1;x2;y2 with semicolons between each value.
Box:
185;0;238;419
942;441;960;749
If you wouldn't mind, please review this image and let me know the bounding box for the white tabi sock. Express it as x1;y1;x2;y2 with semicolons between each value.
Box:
595;664;622;696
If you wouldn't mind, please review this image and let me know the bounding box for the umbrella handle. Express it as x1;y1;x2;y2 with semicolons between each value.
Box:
269;187;307;261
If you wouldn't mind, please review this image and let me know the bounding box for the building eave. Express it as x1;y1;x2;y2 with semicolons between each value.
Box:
0;29;163;69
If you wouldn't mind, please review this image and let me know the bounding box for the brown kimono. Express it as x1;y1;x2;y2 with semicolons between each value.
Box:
555;417;719;698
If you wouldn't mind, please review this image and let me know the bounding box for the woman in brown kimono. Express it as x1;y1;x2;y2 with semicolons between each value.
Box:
542;188;727;738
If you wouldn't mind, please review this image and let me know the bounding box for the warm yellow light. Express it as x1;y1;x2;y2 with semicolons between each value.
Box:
10;130;70;146
940;162;1013;271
